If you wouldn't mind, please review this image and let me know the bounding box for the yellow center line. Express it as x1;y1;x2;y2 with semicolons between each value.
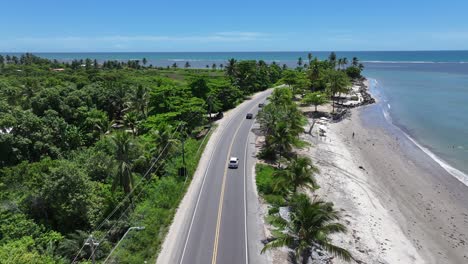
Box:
211;103;258;264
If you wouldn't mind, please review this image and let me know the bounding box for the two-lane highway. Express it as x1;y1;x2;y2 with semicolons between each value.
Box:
177;90;271;264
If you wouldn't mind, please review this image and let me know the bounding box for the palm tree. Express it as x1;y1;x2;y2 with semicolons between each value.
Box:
111;131;135;196
338;58;344;70
267;122;293;161
185;61;191;68
358;63;364;71
58;230;92;261
343;57;348;68
307;59;320;91
274;156;319;193
142;57;147;66
148;125;178;177
328;52;337;68
225;58;237;78
307;53;313;65
326;70;351;112
123;111;139;135
130;85;149;117
297;57;303;67
107;83;128;121
352;57;359;67
262;194;352;263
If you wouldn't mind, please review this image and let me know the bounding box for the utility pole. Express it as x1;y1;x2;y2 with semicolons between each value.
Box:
182;138;186;170
84;235;100;264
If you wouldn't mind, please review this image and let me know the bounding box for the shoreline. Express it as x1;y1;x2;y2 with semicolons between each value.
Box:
303;100;468;263
366;77;468;187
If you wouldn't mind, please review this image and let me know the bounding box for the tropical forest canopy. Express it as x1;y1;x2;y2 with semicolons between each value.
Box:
0;52;362;263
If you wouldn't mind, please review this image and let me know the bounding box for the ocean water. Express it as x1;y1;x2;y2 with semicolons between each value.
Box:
3;50;468;67
363;63;468;183
2;51;468;182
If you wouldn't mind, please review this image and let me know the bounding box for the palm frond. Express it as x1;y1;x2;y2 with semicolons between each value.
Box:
320;241;353;262
261;235;295;254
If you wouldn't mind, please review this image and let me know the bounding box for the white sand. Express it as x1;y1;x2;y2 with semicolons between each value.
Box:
300;107;468;263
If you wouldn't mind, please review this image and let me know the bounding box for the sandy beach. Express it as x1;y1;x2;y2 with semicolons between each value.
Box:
301;104;468;263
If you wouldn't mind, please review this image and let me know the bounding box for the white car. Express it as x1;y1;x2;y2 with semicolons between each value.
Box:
228;157;239;169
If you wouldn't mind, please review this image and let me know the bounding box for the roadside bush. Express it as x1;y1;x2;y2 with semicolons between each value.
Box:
255;164;276;195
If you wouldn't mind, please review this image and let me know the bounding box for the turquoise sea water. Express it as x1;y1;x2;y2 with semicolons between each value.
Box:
3;51;468;66
363;63;468;183
2;51;468;181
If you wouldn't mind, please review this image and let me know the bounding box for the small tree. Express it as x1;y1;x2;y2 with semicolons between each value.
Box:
262;194;352;263
282;70;298;87
184;61;191;68
325;70;351;112
302;92;328;112
273;156;319;194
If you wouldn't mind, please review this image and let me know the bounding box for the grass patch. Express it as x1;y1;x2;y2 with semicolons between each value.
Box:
255;164;286;206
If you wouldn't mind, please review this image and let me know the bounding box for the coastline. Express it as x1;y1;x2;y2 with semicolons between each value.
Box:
302;97;468;263
367;78;468;186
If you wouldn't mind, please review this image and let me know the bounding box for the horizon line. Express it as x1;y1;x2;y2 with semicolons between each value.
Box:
1;49;468;54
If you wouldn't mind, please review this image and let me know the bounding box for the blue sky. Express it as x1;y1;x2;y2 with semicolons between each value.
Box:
1;0;468;52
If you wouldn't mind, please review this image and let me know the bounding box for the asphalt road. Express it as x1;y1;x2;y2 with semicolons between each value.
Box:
177;91;271;264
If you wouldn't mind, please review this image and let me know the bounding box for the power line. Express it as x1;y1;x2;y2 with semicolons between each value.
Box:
72;111;205;263
86;146;175;262
72;122;184;263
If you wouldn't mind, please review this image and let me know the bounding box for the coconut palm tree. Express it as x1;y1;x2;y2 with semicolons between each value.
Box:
326;70;351;112
328;52;337;68
269;121;296;165
58;230;92;261
225;58;237;78
343;57;348;68
274;156;319;194
123;111;139;135
130;85;149;118
111;131;135;196
352;57;359;67
262;194;352;263
297;57;303;67
148;125;179;177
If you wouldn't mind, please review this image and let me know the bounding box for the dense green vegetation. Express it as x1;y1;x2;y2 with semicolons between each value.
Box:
0;54;282;263
0;52;361;263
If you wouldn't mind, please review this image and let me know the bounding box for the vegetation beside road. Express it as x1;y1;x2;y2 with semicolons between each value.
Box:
0;54;281;263
255;53;364;263
0;51;362;263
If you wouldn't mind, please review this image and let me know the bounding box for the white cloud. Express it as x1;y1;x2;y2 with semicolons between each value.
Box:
11;31;269;46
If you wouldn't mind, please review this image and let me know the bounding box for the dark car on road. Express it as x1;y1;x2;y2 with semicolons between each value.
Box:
246;113;253;119
258;103;264;108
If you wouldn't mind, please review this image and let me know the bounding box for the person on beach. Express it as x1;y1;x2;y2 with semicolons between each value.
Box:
352;132;355;138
